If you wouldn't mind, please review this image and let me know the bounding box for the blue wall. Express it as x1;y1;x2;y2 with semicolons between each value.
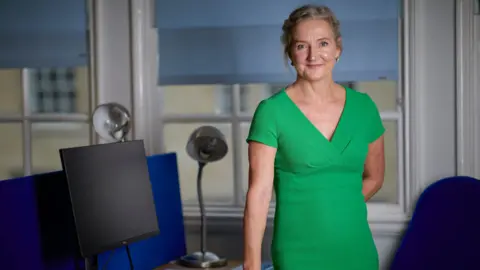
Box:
155;0;400;85
0;0;88;68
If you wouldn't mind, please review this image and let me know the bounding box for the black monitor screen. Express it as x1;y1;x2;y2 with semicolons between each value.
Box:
59;140;159;257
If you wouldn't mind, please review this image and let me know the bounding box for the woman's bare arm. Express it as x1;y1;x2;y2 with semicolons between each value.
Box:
362;135;385;201
243;142;276;270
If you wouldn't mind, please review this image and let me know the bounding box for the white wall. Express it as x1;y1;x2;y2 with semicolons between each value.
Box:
97;0;458;269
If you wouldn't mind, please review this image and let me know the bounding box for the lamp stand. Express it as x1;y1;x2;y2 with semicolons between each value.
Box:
178;162;228;268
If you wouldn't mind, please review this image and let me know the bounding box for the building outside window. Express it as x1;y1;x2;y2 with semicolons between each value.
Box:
29;68;78;114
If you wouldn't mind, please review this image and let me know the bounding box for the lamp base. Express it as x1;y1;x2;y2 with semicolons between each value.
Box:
178;251;228;268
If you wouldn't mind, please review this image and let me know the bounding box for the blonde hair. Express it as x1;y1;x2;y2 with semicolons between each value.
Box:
281;5;342;62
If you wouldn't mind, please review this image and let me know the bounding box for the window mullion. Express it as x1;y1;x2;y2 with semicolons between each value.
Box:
87;0;98;146
396;116;405;213
402;0;415;213
396;11;406;213
231;84;243;206
22;121;32;176
22;69;32;176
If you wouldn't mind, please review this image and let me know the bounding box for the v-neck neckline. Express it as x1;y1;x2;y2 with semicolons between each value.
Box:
281;86;349;143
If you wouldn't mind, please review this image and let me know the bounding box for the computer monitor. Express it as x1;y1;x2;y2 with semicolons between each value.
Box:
59;140;159;259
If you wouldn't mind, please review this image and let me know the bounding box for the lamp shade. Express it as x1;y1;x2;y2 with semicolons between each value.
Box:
186;126;228;163
92;102;131;142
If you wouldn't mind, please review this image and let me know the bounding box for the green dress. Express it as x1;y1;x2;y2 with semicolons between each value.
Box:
246;87;385;270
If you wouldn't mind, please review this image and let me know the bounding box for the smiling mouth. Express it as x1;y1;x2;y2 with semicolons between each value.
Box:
307;64;324;68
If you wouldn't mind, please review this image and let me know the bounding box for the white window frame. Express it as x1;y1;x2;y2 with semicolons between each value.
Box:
0;68;93;177
21;68;88;133
130;0;420;227
160;84;249;209
215;85;249;115
26;68;78;115
0;1;97;177
456;0;480;178
159;80;406;223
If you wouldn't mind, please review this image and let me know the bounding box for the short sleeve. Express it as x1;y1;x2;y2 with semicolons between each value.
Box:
364;94;385;143
246;99;278;148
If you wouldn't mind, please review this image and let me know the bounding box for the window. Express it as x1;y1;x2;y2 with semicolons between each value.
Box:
161;85;235;205
155;0;404;217
215;86;249;114
0;0;92;180
267;82;355;96
161;79;404;214
0;67;92;180
23;67;90;133
238;81;402;206
351;80;402;204
28;68;77;114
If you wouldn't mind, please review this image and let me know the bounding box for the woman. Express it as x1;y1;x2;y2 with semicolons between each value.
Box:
243;4;385;270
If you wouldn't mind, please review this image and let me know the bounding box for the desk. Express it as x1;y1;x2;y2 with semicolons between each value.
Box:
155;261;241;270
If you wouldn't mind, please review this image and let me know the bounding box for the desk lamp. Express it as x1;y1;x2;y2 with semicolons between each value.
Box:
178;125;229;268
92;102;131;142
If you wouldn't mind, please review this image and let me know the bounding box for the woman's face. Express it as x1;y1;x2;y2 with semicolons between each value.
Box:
290;19;340;82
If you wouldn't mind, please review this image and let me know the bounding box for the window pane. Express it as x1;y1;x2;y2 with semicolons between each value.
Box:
240;80;398;115
0;124;23;180
74;67;90;114
239;84;271;115
355;80;397;112
162;84;232;115
0;69;23;115
26;67;90;115
164;123;234;204
32;122;90;174
370;120;398;203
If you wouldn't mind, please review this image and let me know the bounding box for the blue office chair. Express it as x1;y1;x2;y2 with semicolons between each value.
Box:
390;176;480;270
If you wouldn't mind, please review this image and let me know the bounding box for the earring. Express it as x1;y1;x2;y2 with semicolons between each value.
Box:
335;57;340;63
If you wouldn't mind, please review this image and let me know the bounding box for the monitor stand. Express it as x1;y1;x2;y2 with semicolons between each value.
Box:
83;245;133;270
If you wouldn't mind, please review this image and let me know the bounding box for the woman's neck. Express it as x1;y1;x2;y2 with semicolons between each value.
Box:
292;77;338;102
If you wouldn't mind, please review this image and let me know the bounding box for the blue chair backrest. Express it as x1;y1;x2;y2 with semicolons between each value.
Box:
390;176;480;270
0;152;186;270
